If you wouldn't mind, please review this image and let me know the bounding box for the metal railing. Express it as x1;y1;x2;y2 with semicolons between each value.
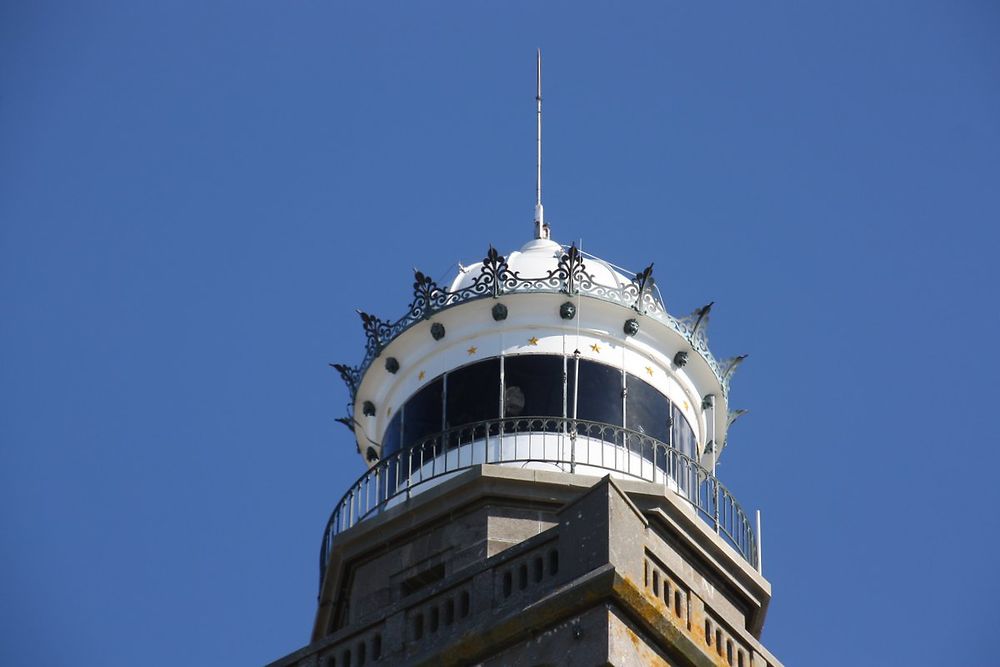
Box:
318;417;758;591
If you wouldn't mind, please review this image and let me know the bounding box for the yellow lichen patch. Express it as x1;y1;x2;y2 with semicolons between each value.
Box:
615;605;672;667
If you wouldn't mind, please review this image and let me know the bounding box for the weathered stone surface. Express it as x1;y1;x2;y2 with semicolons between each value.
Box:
267;466;782;667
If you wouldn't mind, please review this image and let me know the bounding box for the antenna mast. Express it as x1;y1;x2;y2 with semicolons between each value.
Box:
534;49;548;239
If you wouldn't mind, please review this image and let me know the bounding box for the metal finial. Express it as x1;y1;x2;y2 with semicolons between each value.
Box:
534;49;548;240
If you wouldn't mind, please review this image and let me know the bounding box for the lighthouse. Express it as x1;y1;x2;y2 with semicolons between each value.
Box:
270;53;782;667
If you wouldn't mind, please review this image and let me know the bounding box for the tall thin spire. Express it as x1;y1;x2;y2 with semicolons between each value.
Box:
534;49;549;240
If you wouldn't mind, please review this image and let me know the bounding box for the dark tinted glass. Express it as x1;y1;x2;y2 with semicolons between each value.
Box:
446;359;500;428
567;359;623;426
402;377;443;449
625;375;671;443
672;404;697;459
382;411;402;456
503;355;564;418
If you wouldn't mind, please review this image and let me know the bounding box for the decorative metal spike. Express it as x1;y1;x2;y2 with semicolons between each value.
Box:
630;263;655;313
411;269;443;320
721;354;748;381
334;416;355;432
690;302;714;339
477;245;510;298
558;244;589;296
357;310;391;356
727;409;749;429
330;363;361;399
339;242;749;398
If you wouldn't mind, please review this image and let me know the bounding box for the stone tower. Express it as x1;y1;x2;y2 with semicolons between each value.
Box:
269;57;782;667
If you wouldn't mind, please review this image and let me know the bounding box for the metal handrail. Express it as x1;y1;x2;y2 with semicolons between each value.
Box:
318;416;758;592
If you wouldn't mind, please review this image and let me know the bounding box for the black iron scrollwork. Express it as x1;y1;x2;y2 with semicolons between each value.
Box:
342;243;735;398
557;244;594;295
410;270;445;321
690;302;713;339
508;243;595;294
727;408;749;429
471;246;513;297
628;263;655;313
720;354;748;382
330;363;362;399
357;310;392;358
677;302;713;356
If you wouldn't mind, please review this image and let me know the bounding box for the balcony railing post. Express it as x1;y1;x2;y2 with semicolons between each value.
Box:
569;419;577;474
714;475;721;535
406;448;412;501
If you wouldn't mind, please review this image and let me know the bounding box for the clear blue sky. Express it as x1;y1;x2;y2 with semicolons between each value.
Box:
2;3;998;665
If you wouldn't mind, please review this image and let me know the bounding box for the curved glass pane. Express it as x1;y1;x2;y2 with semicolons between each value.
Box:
446;358;501;446
567;359;623;426
382;411;402;457
672;403;697;459
625;375;670;443
503;355;564;419
446;359;501;428
402;377;443;450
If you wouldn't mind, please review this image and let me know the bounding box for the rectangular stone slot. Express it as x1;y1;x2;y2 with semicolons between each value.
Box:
400;563;446;598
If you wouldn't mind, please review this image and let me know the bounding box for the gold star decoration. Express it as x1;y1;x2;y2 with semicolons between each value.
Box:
528;336;539;346
418;371;426;381
590;343;601;353
683;401;689;411
467;346;477;355
645;366;654;377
